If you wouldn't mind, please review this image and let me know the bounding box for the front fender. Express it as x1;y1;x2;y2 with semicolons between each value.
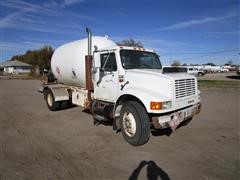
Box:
116;86;171;113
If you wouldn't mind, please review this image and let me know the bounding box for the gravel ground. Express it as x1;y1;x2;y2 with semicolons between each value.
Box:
0;79;239;180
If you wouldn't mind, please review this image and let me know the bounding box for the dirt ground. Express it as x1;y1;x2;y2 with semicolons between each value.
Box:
0;79;239;180
197;72;239;81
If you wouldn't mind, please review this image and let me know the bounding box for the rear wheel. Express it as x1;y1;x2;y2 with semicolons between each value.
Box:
45;89;61;111
120;101;150;146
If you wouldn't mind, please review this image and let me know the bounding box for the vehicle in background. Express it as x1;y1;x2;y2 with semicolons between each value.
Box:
228;66;238;71
237;66;240;74
220;67;229;73
187;67;206;76
202;66;221;73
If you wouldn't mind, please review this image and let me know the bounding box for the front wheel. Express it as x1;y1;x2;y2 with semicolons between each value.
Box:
120;101;150;146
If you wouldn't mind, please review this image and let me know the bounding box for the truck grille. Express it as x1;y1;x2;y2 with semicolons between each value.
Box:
175;79;196;99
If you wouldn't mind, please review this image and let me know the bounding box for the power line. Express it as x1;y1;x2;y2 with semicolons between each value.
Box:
161;48;239;60
181;48;239;60
162;48;239;55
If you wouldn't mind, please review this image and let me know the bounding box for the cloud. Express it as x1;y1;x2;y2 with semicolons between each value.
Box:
205;31;240;35
156;13;238;31
1;0;59;16
1;41;43;54
0;0;59;29
1;40;61;61
0;12;47;29
20;36;69;45
137;37;188;47
1;17;82;35
62;0;85;7
43;0;85;8
0;0;102;33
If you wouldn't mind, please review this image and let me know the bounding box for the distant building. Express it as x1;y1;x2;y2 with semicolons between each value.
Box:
0;60;32;74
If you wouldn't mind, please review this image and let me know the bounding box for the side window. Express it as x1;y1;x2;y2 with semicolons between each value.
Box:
101;52;117;71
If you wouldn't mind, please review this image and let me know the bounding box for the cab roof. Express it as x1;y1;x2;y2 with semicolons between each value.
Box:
96;45;157;54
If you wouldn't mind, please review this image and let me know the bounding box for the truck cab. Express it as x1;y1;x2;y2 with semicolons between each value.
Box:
91;46;201;145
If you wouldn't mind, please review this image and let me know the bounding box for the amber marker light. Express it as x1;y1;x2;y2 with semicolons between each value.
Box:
150;102;162;110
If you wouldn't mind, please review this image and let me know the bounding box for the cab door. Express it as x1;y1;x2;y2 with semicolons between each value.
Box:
93;51;119;102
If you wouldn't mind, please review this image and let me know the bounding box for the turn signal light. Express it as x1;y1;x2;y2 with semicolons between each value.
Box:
150;102;162;110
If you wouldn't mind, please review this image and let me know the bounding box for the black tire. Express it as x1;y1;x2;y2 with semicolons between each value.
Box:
47;71;56;83
198;72;203;76
45;89;61;111
120;101;150;146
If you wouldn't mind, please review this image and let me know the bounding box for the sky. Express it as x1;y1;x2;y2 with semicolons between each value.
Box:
0;0;239;65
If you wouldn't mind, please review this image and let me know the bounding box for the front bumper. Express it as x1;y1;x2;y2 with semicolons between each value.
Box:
152;102;201;130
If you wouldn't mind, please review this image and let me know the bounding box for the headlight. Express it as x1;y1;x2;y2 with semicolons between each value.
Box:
162;101;172;109
150;101;172;110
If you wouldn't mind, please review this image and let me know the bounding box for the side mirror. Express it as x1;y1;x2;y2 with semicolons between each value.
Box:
100;68;105;72
93;52;101;68
92;67;100;82
92;52;101;82
92;67;98;74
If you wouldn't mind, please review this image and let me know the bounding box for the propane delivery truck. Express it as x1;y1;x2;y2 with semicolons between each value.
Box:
40;28;201;146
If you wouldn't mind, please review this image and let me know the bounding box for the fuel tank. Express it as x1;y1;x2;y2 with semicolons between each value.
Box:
51;36;116;87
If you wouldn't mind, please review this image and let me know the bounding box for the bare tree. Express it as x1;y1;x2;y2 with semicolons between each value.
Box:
206;62;216;66
225;60;232;65
171;60;181;66
117;38;143;48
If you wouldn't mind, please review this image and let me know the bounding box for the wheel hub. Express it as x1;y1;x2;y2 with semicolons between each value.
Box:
47;93;53;107
123;112;136;137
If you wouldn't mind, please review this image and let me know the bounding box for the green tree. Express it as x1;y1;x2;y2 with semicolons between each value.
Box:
10;46;54;72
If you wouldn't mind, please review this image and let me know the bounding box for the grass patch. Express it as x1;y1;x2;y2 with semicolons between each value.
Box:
198;80;240;88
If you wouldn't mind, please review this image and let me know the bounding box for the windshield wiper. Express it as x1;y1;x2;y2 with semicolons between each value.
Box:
139;63;153;69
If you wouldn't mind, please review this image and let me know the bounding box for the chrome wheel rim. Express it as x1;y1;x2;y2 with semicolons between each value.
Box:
47;93;53;107
123;111;136;137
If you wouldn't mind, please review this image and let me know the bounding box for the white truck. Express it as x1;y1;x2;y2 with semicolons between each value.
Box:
41;28;201;146
187;67;205;76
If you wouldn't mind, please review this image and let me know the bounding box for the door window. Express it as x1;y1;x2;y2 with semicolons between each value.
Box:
101;52;117;71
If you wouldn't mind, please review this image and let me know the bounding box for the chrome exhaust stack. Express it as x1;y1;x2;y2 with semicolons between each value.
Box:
86;27;92;56
85;27;93;104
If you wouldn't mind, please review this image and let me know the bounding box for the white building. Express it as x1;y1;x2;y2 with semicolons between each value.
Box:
0;60;32;74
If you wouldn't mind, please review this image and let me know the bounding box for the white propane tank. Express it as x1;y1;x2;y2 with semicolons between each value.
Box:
51;36;117;87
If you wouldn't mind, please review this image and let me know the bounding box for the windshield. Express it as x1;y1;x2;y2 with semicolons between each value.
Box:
120;50;162;70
